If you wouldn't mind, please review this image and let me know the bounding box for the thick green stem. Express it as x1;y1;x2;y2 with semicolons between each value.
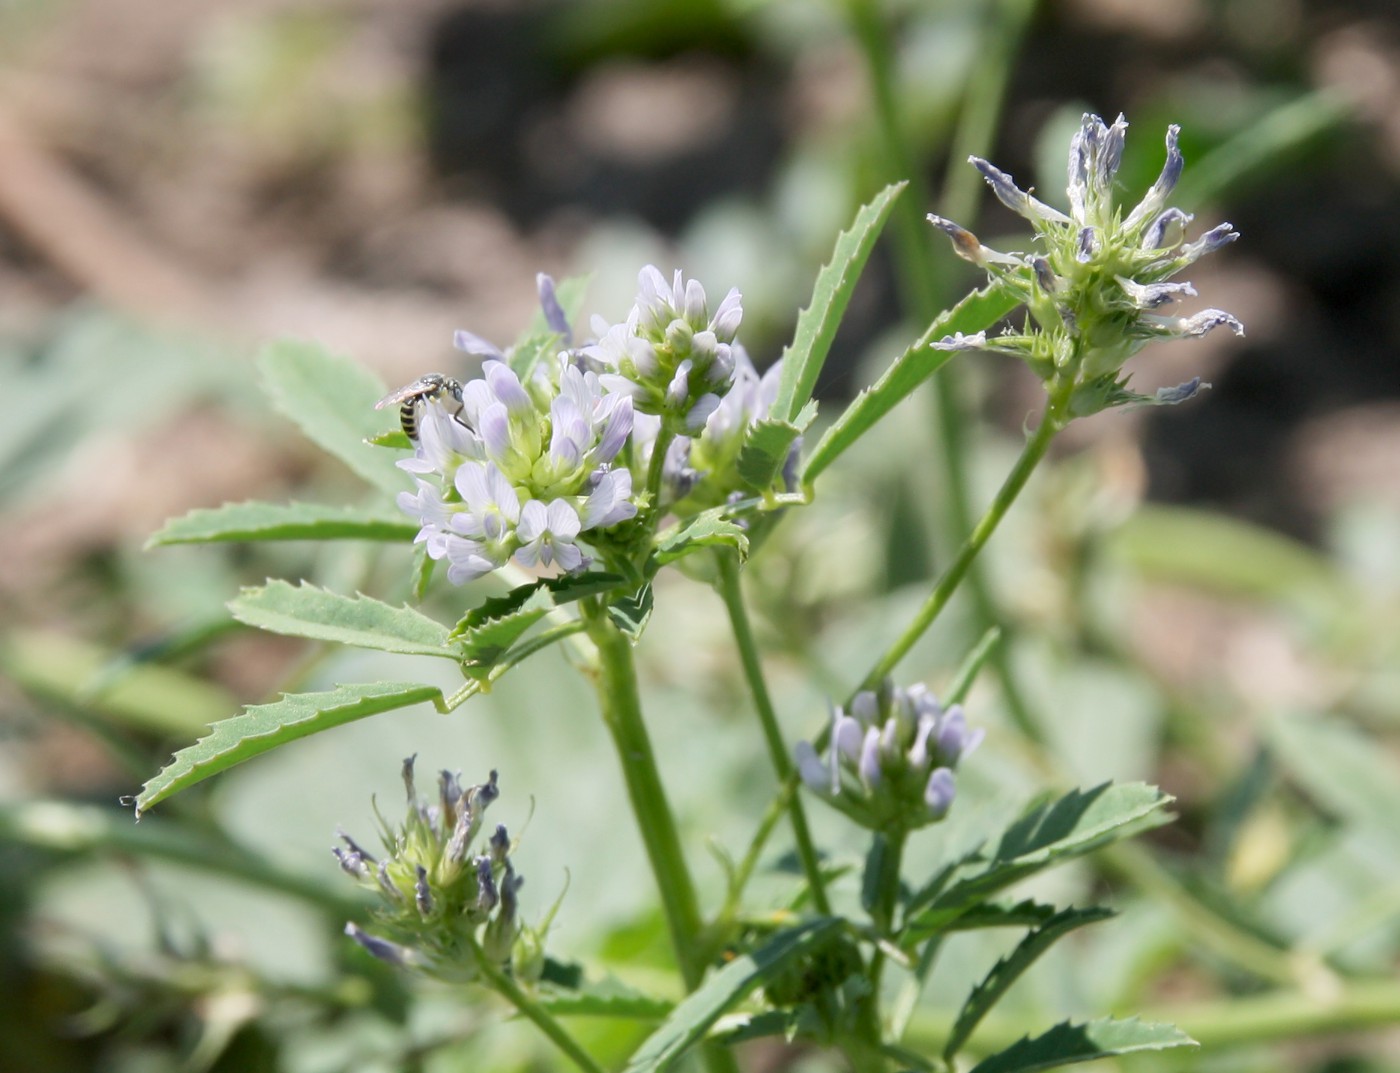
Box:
582;604;742;1073
471;942;607;1073
862;398;1063;690
583;604;706;989
715;553;831;916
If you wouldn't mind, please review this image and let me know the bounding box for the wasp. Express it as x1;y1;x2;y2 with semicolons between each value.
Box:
375;374;466;441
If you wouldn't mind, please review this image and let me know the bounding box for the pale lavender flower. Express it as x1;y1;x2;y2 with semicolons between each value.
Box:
927;112;1243;415
795;680;980;832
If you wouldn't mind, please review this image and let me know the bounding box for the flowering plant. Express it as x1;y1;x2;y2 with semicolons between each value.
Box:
136;112;1240;1072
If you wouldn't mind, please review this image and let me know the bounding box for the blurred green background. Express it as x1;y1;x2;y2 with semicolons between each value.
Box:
2;0;1399;1071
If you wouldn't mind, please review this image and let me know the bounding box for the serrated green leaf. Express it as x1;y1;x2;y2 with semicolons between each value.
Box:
229;581;457;658
458;586;557;666
257;340;403;494
607;584;653;642
1266;711;1400;843
736;418;804;492
623;918;843;1073
654;512;748;565
802;283;1020;484
452;574;620;638
148;500;417;547
967;1017;1195;1073
132;682;445;817
911;784;1172;921
943;900;1061;933
771;183;904;424
945;907;1115;1061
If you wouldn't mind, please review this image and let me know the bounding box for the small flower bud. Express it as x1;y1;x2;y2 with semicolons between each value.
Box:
795;680;982;833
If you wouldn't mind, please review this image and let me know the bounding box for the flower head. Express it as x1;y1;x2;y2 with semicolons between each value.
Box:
630;345;792;513
795;680;982;833
582;266;741;431
928;113;1242;417
394;346;639;584
336;757;530;982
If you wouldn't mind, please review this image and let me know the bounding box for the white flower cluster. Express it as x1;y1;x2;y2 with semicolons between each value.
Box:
394;269;785;585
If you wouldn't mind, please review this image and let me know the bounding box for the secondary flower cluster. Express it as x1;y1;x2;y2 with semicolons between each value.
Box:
796;680;983;832
583;265;742;432
335;758;525;982
396;269;786;585
929;113;1243;416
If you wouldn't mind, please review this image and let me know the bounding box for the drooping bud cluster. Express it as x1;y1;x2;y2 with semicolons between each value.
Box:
795;681;982;833
336;757;526;981
928;113;1243;417
583;266;742;432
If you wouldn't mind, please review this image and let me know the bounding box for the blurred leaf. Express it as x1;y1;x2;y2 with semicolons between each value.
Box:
1176;91;1350;207
535;969;672;1019
229;581;458;658
1266;711;1400;846
257;340;402;493
148;500;417;546
967;1017;1195;1073
771;182;905;424
944;906;1116;1061
622;918;842;1073
132;682;445;817
0;630;233;738
1108;505;1351;610
0;799;364;914
802;282;1020;483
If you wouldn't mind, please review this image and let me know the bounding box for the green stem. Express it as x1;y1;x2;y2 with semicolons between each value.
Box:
582;604;742;1073
862;395;1064;690
583;603;706;989
715;553;831;916
470;941;607;1073
726;779;794;912
851;828;908;1071
850;0;1045;742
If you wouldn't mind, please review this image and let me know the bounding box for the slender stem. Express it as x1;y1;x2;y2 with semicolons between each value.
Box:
582;603;706;989
642;426;678;534
850;0;1045;742
852;829;908;1071
470;941;607;1073
726;777;791;911
862;398;1063;690
715;553;831;916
